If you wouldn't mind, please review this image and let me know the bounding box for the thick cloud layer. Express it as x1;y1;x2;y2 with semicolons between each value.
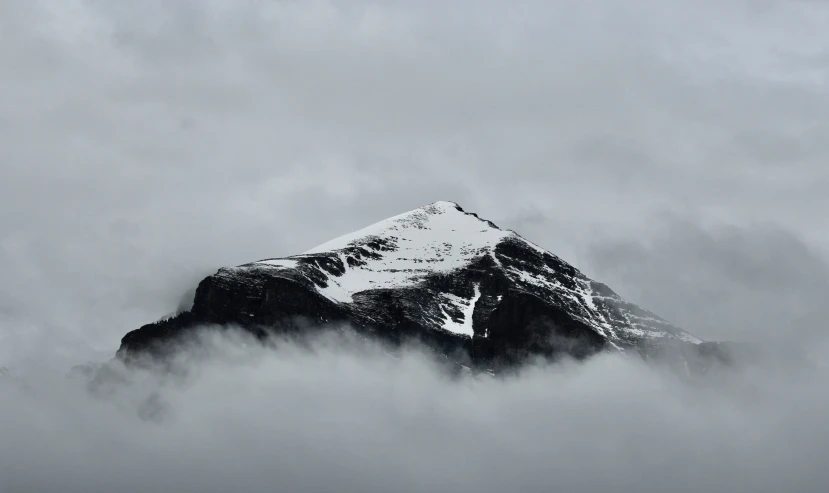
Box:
2;1;829;491
2;330;829;493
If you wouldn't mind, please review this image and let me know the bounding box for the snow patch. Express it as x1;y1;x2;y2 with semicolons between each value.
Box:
296;202;508;303
253;258;299;269
678;332;704;344
440;284;481;337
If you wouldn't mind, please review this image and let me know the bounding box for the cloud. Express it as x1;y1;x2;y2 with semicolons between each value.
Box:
585;216;829;349
2;0;829;364
1;1;829;490
2;329;828;493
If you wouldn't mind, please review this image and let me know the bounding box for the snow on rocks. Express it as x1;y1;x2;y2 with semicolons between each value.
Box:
221;201;702;347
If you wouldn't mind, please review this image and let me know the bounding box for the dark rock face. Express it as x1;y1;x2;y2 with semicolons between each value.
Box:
118;201;705;370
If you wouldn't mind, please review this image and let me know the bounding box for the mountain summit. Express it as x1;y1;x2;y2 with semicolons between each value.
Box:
119;201;702;368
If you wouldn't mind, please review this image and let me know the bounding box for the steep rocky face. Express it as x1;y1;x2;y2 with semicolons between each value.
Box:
118;201;704;369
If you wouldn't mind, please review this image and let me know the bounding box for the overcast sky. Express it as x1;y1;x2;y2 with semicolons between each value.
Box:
3;0;828;367
2;1;829;491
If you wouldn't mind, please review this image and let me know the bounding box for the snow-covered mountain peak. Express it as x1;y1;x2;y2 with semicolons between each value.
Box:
172;201;704;358
303;201;507;256
245;201;511;303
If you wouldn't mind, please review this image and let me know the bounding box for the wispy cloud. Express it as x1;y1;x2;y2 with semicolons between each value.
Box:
1;1;827;489
3;329;828;492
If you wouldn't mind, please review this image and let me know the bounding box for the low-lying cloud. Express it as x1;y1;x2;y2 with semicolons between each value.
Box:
2;0;829;491
2;328;828;493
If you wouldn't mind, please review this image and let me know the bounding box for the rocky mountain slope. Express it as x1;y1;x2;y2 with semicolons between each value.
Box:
118;201;705;370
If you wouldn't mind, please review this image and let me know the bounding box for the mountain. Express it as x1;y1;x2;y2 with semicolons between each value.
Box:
118;201;704;370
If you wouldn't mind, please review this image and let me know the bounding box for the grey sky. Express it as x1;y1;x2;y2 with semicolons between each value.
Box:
1;0;827;362
2;1;829;491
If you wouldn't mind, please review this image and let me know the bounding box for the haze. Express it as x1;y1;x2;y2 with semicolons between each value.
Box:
1;1;828;491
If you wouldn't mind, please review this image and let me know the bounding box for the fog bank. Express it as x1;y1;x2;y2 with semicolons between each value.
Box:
2;330;828;493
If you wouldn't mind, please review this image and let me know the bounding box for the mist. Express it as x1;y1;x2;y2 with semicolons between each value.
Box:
1;328;827;493
2;0;829;491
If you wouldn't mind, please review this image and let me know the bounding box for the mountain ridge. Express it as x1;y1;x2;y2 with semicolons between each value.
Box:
118;201;704;369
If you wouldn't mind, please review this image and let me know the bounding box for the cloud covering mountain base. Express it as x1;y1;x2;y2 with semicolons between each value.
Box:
3;0;829;491
2;329;828;493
